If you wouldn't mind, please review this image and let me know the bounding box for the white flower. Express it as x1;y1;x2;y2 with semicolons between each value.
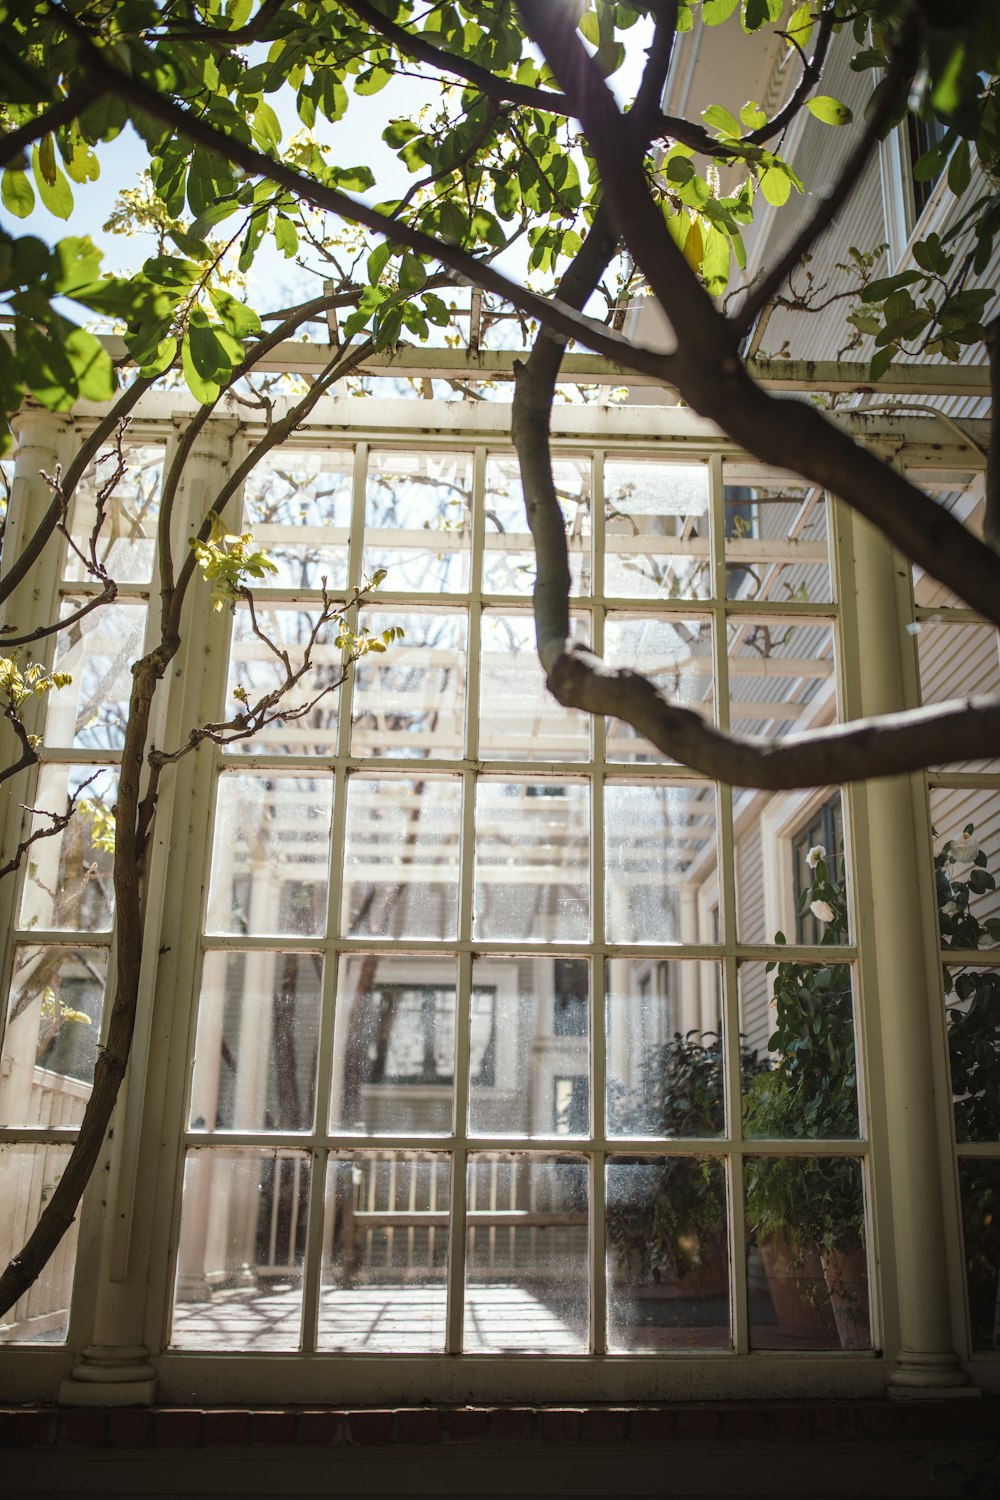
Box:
806;845;826;869
810;900;836;924
947;834;979;866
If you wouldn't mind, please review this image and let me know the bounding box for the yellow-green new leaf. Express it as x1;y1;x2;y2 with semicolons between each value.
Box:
806;96;853;126
31;146;73;219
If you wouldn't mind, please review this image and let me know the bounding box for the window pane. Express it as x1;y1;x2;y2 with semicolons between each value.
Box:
18;764;117;931
945;966;1000;1144
64;444;164;584
931;788;1000;949
746;1156;869;1350
342;776;461;941
351;608;466;760
740;962;859;1139
479;611;591;761
0;1143;76;1343
607;1157;730;1350
241;448;353;589
722;463;832;604
959;1158;1000;1351
319;1151;449;1352
606;963;723;1137
604;616;713;763
474;780;590;942
727;619;837;741
469;956;588;1138
604;458;710;600
917;621;1000;774
224;604;346;756
330;954;461;1135
734;787;849;946
363;451;472;593
605;782;717;945
48;601;147;749
483;456;591;596
172;1148;310;1350
464;1153;589;1352
190;951;322;1133
205;772;333;937
0;946;107;1127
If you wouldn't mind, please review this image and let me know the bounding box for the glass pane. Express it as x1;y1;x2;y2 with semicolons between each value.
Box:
932;790;1000;951
330;954;462;1135
0;1143;76;1343
18;764;117;931
224;604;347;756
735;788;848;946
0;946;107;1127
469;956;588;1138
48;600;147;749
342;776;461;941
606;963;723;1136
740;961;859;1139
607;1157;730;1350
605;782;717;945
604;615;713;763
917;621;1000;773
64;444;164;584
351;608;466;760
945;966;1000;1144
190;951;322;1133
722;463;832;604
363;451;472;593
205;772;333;937
604;458;710;600
483;455;591;597
464;1153;588;1353
474;780;590;942
727;620;837;740
959;1158;1000;1351
241;448;353;589
172;1148;310;1350
319;1151;449;1352
479;612;591;761
746;1156;869;1350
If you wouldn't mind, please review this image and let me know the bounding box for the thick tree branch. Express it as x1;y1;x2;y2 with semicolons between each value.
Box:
735;20;911;339
515;0;1000;633
151;0;284;44
0;82;101;167
60;33;676;385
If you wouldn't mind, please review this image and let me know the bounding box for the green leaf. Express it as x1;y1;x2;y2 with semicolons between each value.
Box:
860;270;923;303
868;345;894;382
948;138;971;197
703;104;741;138
251;100;282;150
740;100;767;130
786;1;812;50
807;96;853;127
355;64;392;96
137;335;178;378
181;332;221;405
274;214;298;257
758;164;791;206
64;327;115;402
1;170;34;219
31;146;72;219
701;223;730;294
398;253;427;293
208;287;261;340
701;0;739;22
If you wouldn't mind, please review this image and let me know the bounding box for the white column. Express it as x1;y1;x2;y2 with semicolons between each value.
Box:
60;421;239;1405
845;508;976;1400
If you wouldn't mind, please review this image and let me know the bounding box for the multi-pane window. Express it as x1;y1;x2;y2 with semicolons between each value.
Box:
167;437;872;1361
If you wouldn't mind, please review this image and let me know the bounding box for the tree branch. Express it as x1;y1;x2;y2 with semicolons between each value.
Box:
735;19;912;339
514;0;1000;633
0;582;115;649
0;82;101;167
151;0;284;44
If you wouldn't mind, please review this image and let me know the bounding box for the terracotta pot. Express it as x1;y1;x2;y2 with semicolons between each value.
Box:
758;1234;839;1346
821;1245;870;1349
